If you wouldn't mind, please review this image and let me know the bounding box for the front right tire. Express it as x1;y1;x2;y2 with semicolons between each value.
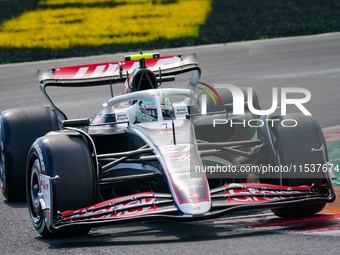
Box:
27;134;95;237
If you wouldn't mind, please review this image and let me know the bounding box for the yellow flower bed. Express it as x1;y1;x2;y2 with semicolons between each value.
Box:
0;0;211;49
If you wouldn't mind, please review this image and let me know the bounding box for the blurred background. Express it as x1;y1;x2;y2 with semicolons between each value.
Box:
0;0;339;63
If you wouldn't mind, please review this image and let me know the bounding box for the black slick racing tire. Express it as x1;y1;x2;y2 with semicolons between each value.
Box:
26;134;95;237
270;113;328;218
0;107;58;201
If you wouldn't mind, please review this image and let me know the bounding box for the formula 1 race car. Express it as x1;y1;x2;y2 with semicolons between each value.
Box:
0;53;336;237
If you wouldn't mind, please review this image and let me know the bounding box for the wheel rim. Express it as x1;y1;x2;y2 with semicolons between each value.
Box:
29;159;42;224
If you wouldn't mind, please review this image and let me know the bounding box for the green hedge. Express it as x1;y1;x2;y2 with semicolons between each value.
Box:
1;0;340;63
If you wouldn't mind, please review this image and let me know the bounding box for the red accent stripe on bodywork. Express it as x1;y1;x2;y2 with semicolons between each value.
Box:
61;192;160;220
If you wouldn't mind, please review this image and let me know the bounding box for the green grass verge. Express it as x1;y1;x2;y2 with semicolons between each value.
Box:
1;0;340;63
328;141;340;186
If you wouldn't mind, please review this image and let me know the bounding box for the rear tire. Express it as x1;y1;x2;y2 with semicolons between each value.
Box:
0;107;58;201
27;134;95;237
270;114;328;218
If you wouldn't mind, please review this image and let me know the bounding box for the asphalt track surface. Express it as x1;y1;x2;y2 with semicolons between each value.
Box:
1;33;340;254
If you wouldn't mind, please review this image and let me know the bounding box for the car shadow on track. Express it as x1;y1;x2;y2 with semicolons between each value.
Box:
36;221;275;250
4;200;27;209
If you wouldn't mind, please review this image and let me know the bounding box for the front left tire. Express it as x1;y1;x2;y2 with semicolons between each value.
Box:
269;114;329;218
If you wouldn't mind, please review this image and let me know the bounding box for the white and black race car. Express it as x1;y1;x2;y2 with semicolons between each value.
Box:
0;53;335;237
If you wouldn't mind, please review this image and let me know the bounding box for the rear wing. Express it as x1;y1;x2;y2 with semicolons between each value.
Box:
38;53;200;87
37;53;201;121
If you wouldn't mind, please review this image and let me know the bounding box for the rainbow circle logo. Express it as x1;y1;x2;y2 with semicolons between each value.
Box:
197;82;223;106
